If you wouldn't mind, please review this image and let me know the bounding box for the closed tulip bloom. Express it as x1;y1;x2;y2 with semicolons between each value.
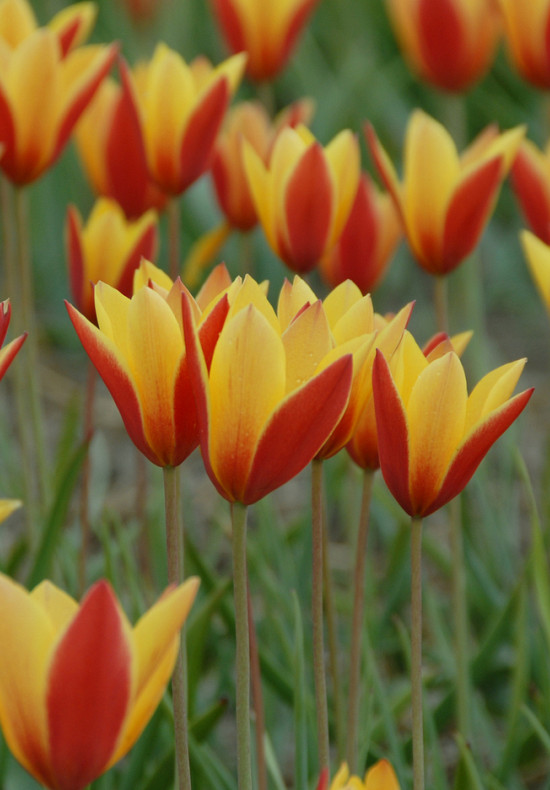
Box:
0;0;96;55
75;60;168;219
372;333;533;518
182;275;353;504
511;138;550;244
320;173;402;294
210;0;320;81
66;264;229;467
521;230;550;314
0;29;117;185
137;45;246;196
66;199;158;322
366;111;524;275
387;0;500;92
0;298;26;380
0;573;199;790
499;0;550;89
244;125;360;274
330;760;400;790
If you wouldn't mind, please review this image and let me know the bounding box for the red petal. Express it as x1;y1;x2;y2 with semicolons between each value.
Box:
0;81;16;180
57;18;80;57
65;205;87;317
197;293;230;371
441;156;502;274
47;581;132;790
115;221;158;300
244;355;352;504
282;143;332;273
210;0;246;58
0;332;27;381
0;301;11;346
417;0;467;91
372;350;414;515
511;150;550;244
276;0;320;79
425;388;534;516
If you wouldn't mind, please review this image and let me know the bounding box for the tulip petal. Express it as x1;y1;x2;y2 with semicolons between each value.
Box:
512;144;550;243
66;205;85;314
465;358;526;432
417;0;465;91
277;275;318;331
47;581;133;790
31;581;79;634
364;122;404;225
0;331;26;381
245;354;353;504
282;300;333;393
365;758;400;790
522;229;550;312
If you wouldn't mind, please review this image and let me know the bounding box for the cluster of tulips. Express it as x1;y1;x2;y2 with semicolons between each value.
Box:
0;0;550;788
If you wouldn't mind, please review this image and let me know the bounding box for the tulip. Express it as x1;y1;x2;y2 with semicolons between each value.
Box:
499;0;550;89
0;572;199;790
366;110;524;276
320;173;401;294
75;60;168;219
372;334;533;518
330;760;400;790
66;262;229;468
521;230;550;314
181;274;353;505
137;45;246;196
244;125;360;274
119;0;165;24
0;298;26;380
0;0;96;55
210;0;320;81
511;138;550;244
0;29;117;185
386;0;500;92
66;199;158;323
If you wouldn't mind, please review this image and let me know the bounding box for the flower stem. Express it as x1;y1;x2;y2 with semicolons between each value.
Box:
231;501;252;790
322;503;344;761
411;516;424;790
163;465;192;790
247;578;267;790
78;362;96;596
433;276;449;335
346;469;374;771
312;459;330;773
169;198;181;281
450;496;470;738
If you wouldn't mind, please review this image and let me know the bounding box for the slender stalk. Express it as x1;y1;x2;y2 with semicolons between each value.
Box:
433;276;449;335
410;516;424;790
450;496;470;738
311;459;330;773
322;501;344;761
78;363;96;596
346;469;375;771
231;501;252;790
168;198;181;281
163;465;192;790
247;578;267;790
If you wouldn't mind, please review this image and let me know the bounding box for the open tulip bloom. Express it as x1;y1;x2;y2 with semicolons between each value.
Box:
0;573;199;790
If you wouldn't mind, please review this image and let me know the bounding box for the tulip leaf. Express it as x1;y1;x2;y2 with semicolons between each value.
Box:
453;733;484;790
189;698;229;742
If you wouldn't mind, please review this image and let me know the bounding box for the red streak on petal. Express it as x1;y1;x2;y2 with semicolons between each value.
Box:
47;581;132;790
417;0;467;91
0;83;16;181
511;150;550;244
57;18;80;57
210;0;246;59
65;206;87;317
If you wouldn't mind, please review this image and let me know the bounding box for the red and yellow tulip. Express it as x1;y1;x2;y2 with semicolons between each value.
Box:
66;261;229;467
511;138;550;244
0;29;117;184
75;59;168;220
372;332;533;517
0;298;26;381
320;173;401;294
0;572;199;790
136;45;246;196
386;0;500;92
244;125;360;274
209;0;320;81
499;0;550;89
182;275;353;504
66;199;158;323
366;110;524;275
330;760;400;790
0;0;96;55
521;230;550;314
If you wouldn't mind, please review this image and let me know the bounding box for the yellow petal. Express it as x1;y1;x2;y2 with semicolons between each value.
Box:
133;258;173;294
365;759;400;790
282;301;333;393
227;274;279;332
277;275;318;332
324;130;360;245
465;358;526;432
242;139;277;251
0;498;21;522
95;282;132;361
0;0;37;48
331;294;374;344
30;581;79;635
323;280;364;329
521;229;550;312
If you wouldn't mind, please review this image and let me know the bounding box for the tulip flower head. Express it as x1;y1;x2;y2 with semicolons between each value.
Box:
244;125;360;274
372;332;533;517
210;0;320;81
320;173;402;294
66;261;229;467
521;230;550;315
511;138;550;244
0;0;96;55
330;760;401;790
499;0;550;89
0;298;26;381
75;60;168;219
366;111;524;276
0;29;117;185
0;573;199;790
386;0;500;92
182;275;354;504
66;199;158;322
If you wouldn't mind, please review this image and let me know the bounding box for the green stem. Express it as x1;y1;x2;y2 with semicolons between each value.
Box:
346;469;375;771
231;501;252;790
163;465;192;790
78;362;96;596
169;198;181;281
312;459;330;773
434;275;449;335
411;516;424;790
450;496;470;738
247;578;267;790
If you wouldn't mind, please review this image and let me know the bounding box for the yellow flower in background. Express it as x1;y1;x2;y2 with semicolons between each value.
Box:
330;760;401;790
521;230;550;314
0;573;199;790
499;0;550;89
0;0;96;55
